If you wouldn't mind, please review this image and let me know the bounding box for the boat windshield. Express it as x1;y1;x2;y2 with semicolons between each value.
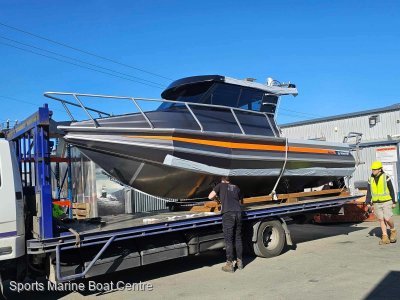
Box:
158;82;276;113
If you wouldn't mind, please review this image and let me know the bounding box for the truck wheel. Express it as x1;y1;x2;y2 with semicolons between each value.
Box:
253;220;286;258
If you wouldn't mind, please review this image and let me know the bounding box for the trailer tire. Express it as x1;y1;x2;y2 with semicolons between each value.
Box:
253;220;286;258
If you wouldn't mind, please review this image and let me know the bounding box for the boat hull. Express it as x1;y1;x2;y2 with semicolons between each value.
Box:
64;130;355;199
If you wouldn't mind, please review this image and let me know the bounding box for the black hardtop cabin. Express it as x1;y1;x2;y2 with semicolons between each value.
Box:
60;75;297;138
158;75;297;136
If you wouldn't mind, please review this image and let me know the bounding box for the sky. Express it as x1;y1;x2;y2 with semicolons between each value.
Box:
0;0;399;126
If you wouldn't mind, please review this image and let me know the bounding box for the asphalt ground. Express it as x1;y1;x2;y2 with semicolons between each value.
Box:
4;215;400;300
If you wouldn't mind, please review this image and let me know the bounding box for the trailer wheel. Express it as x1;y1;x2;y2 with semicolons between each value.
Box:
253;220;286;258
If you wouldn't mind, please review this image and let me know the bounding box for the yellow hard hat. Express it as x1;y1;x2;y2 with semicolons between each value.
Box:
371;161;383;170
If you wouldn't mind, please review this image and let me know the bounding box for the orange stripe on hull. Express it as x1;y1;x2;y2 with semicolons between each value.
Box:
127;135;337;155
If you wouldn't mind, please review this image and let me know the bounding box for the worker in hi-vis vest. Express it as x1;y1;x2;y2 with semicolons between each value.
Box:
366;161;397;245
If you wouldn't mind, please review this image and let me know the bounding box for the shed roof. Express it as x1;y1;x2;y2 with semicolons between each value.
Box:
281;103;400;128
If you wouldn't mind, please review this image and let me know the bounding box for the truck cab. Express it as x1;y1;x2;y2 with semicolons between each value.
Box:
0;139;25;282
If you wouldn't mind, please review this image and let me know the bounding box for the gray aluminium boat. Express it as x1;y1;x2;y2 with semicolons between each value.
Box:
46;75;355;199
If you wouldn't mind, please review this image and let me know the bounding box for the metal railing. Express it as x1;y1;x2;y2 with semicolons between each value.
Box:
0;120;18;131
44;92;279;137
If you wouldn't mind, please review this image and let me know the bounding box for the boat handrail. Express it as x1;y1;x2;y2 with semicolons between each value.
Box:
44;94;112;120
44;92;278;136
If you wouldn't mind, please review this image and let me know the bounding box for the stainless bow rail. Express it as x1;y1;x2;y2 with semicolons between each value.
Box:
44;92;279;137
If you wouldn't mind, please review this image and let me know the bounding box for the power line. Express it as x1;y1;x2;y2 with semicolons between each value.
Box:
279;107;324;118
0;23;327;120
279;112;317;119
0;41;164;89
0;95;71;124
0;42;320;120
0;21;173;81
0;95;46;107
278;112;311;120
0;95;66;114
0;23;324;119
0;35;166;88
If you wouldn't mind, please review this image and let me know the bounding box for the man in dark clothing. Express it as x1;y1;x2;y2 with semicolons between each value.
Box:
208;176;243;273
366;161;397;245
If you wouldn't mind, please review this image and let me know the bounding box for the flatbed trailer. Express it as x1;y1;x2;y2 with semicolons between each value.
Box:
31;195;359;282
0;105;360;287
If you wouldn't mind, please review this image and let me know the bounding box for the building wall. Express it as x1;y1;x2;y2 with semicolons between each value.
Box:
281;109;400;142
281;108;400;196
351;145;398;190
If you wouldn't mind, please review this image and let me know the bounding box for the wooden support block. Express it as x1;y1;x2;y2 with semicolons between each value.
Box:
243;195;273;204
73;203;89;209
243;188;344;206
185;189;350;212
190;206;213;212
204;201;219;208
189;201;221;212
74;210;88;217
280;188;343;198
339;191;351;197
287;197;298;203
72;203;90;219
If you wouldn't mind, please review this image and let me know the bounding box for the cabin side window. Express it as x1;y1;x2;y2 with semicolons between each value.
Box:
208;84;241;107
237;88;264;111
157;82;214;110
174;82;214;103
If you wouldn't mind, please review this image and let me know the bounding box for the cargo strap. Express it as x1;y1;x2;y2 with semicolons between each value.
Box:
270;137;288;200
68;228;81;247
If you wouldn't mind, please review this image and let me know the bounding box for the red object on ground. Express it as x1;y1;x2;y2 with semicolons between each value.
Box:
313;200;376;223
52;200;72;207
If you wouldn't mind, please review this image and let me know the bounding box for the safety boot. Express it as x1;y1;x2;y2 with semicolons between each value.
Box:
222;261;234;273
379;235;390;245
236;259;244;270
390;229;397;243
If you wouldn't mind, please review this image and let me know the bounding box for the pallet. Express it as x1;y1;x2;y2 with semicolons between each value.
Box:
187;189;348;213
72;203;91;219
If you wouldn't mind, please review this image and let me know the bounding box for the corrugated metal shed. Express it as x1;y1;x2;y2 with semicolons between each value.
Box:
280;103;400;195
352;146;389;185
281;104;400;142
